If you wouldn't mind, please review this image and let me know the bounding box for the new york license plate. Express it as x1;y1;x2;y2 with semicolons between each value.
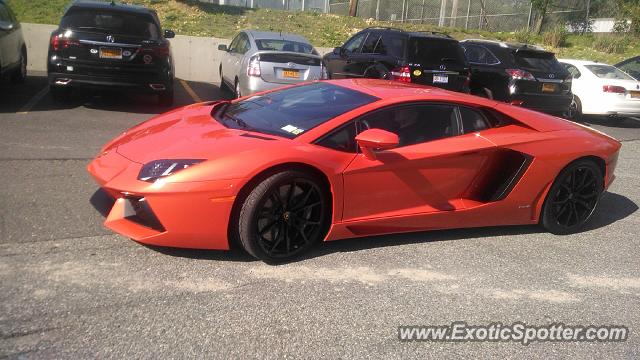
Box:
542;83;556;93
283;69;299;78
433;74;448;84
630;91;640;99
99;47;122;59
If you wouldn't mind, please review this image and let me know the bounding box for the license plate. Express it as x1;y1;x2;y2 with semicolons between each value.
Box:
283;69;299;79
630;91;640;99
99;47;122;59
433;74;448;84
542;83;556;93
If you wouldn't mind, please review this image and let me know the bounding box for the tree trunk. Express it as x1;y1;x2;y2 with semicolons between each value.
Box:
349;0;358;16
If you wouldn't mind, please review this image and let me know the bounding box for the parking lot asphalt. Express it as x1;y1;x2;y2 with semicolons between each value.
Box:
1;72;639;358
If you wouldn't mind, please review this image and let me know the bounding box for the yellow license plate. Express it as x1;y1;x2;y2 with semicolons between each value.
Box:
630;91;640;98
542;83;556;93
283;69;299;78
99;47;122;59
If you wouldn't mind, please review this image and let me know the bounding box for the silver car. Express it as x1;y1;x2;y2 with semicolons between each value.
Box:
218;30;327;98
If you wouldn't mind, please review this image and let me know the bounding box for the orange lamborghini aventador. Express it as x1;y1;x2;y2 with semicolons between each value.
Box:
88;79;621;262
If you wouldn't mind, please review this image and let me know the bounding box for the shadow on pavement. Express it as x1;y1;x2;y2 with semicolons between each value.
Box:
581;115;640;129
90;185;638;264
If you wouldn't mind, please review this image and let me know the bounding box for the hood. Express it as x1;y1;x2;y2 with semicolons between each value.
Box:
109;103;290;164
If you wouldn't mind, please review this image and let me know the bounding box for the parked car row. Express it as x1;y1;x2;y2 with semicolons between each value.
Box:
3;0;640;119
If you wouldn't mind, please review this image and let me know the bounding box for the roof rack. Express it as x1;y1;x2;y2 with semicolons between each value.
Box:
410;31;453;38
363;26;405;32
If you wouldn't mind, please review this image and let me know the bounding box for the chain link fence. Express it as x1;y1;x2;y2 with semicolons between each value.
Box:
198;0;605;33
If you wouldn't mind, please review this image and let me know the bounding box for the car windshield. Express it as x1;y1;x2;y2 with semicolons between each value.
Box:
255;39;316;54
585;64;635;80
60;9;159;38
213;83;378;139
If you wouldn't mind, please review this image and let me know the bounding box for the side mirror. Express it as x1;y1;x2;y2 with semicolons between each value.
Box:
218;44;228;51
355;128;399;160
0;21;14;31
164;29;175;39
333;47;342;56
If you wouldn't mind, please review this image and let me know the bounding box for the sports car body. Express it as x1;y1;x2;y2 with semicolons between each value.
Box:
88;79;621;262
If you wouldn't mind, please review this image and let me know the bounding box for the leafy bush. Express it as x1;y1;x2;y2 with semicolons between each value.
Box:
593;35;630;54
512;29;533;44
542;25;568;48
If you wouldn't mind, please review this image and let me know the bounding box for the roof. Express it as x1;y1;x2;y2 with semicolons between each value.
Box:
245;30;311;44
360;27;454;40
327;78;496;105
67;0;155;15
461;39;546;51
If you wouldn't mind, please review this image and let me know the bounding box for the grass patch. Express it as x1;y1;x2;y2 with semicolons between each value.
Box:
542;25;568;48
7;0;639;63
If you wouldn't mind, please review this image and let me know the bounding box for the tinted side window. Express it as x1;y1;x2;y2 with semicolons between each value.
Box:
316;123;358;153
235;34;250;54
361;34;381;54
360;104;457;147
343;32;367;54
408;38;466;66
227;34;240;52
459;107;489;134
0;4;12;22
463;44;500;65
617;58;640;80
377;34;406;58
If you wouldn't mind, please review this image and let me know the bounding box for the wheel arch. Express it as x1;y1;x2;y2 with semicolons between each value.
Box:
227;162;334;249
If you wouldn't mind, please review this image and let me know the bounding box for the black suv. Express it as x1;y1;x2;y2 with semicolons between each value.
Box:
460;39;572;115
47;0;175;105
0;0;26;84
323;27;470;92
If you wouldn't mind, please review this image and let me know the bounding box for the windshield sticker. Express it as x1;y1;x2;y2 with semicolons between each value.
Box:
281;125;304;135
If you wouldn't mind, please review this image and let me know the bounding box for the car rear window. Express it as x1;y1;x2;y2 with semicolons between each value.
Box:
60;8;159;38
255;39;316;54
408;37;466;66
584;64;634;80
513;51;564;72
214;83;378;139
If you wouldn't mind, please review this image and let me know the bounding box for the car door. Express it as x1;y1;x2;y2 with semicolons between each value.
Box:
326;32;367;79
342;103;496;222
221;33;241;84
0;2;18;69
348;31;381;77
462;43;505;98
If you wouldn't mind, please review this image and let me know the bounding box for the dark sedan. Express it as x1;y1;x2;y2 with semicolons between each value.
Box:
47;0;175;105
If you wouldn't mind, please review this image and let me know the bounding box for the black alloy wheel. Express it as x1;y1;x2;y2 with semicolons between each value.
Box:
238;171;329;262
541;159;603;234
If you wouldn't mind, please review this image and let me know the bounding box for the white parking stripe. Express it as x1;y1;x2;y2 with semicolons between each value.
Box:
17;86;49;114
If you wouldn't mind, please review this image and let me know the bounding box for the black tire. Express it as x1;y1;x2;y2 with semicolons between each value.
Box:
364;64;390;80
237;170;330;263
50;86;71;102
11;48;27;84
234;79;242;99
158;90;174;106
541;159;603;235
471;87;493;99
564;95;582;121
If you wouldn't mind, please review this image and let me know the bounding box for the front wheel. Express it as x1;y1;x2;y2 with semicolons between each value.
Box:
541;159;603;235
237;171;330;263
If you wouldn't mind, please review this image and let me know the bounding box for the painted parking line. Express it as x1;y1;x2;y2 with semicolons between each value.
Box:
16;86;49;114
179;79;202;103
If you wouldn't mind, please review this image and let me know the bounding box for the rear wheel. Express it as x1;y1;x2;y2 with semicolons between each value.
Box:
11;48;27;84
541;159;603;234
237;170;330;263
564;95;582;121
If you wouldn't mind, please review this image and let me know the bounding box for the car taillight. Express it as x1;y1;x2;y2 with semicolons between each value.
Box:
247;56;261;77
51;34;78;51
390;66;411;83
153;44;171;58
506;68;535;81
602;85;626;94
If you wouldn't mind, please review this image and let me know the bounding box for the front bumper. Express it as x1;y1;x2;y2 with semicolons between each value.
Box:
88;150;240;250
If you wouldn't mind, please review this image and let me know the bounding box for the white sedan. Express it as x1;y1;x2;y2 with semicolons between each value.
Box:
559;59;640;119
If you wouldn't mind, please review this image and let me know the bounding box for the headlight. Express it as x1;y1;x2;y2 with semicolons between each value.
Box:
138;159;204;182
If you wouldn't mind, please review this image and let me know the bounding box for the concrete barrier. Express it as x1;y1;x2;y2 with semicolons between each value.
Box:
22;23;334;83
